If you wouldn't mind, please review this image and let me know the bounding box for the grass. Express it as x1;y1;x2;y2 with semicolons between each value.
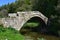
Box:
0;25;24;40
23;22;39;27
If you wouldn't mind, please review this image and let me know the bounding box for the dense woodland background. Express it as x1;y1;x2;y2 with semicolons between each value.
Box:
0;0;60;36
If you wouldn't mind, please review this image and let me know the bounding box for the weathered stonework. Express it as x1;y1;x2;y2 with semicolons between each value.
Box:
0;11;48;31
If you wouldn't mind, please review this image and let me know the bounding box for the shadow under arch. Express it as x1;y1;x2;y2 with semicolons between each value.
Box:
20;16;48;35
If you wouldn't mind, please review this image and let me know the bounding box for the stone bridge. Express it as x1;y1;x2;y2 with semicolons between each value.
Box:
0;11;48;31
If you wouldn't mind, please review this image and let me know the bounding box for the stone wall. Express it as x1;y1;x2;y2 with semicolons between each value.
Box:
0;11;48;31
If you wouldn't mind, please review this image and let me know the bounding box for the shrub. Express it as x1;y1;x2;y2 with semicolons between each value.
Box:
0;25;24;40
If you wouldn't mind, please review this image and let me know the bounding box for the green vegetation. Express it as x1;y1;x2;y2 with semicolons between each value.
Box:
24;22;39;27
0;0;60;37
0;25;24;40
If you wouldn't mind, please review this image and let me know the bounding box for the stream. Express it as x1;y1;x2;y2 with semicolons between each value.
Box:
20;28;60;40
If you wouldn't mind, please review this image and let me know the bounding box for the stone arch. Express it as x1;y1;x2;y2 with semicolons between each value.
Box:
19;14;48;31
15;11;48;31
20;16;47;34
2;11;48;31
24;16;46;25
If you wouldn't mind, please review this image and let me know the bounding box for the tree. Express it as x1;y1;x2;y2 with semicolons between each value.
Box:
15;0;33;11
32;0;58;17
8;3;17;13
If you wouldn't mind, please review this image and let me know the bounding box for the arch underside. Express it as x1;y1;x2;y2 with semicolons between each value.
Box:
20;16;47;34
19;15;48;30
